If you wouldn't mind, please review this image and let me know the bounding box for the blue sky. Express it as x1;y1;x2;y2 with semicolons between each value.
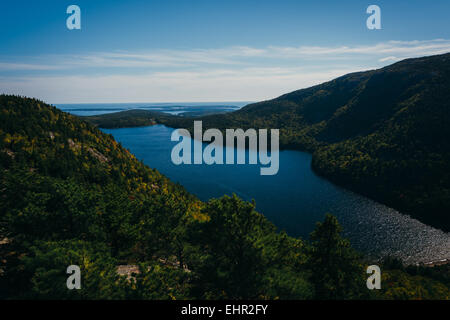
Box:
1;0;450;103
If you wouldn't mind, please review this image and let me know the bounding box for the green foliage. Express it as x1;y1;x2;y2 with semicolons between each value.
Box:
308;214;366;299
83;109;160;128
0;95;448;300
11;240;123;300
375;268;450;300
184;195;313;299
119;263;192;300
0;95;196;299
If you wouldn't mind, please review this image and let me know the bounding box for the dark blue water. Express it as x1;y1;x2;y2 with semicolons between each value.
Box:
57;102;249;116
103;125;450;265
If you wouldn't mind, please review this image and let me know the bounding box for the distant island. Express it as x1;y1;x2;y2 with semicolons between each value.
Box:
81;105;240;128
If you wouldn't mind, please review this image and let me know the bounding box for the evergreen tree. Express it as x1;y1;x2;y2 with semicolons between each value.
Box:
308;214;365;299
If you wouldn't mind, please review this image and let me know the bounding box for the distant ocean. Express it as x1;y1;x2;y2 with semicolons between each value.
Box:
56;102;251;117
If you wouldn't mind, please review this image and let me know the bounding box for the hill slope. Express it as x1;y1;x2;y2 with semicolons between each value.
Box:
158;53;450;231
1;95;449;299
0;95;354;299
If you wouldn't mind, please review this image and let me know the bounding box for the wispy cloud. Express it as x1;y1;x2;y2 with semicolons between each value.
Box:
0;62;64;71
378;56;400;62
0;39;449;102
2;39;449;72
0;67;359;103
267;39;450;58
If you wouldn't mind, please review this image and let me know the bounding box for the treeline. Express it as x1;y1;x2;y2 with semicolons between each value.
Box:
82;109;163;128
0;95;448;299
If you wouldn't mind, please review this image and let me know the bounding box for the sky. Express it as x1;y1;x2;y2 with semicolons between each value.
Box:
1;0;450;103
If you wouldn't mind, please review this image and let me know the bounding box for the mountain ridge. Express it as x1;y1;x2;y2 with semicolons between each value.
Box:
194;52;450;231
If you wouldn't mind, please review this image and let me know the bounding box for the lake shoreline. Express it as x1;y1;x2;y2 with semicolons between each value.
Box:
93;114;449;235
102;124;450;266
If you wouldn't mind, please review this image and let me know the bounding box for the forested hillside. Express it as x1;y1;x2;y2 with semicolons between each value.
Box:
0;95;448;299
155;53;450;232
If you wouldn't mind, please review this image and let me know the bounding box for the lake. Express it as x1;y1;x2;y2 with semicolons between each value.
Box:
102;124;450;265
